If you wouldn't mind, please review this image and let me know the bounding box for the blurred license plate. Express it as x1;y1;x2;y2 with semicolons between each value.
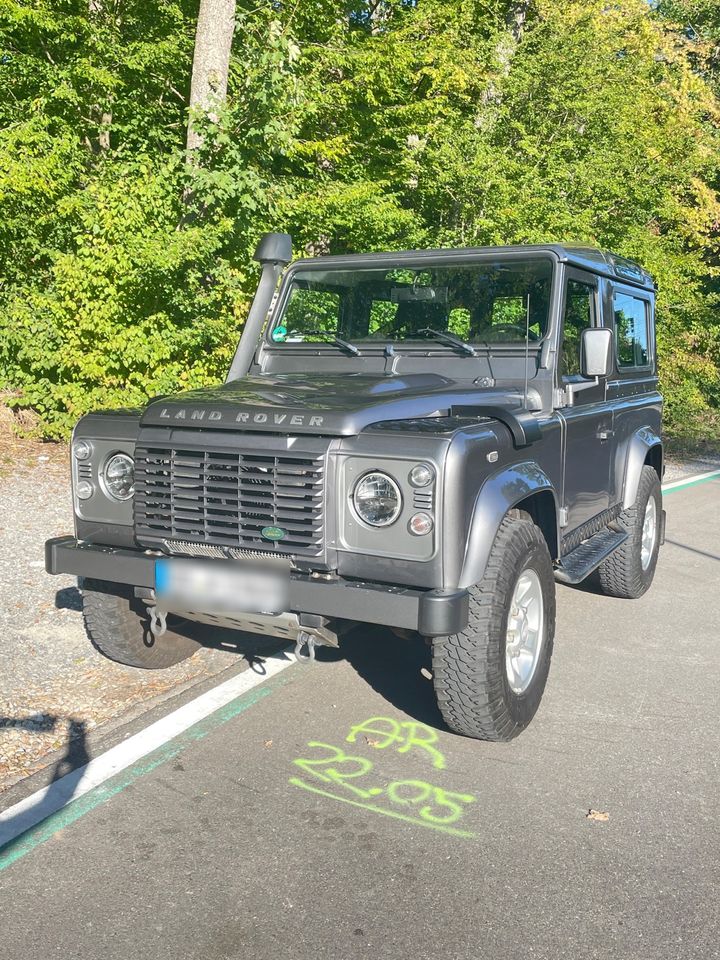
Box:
155;559;288;615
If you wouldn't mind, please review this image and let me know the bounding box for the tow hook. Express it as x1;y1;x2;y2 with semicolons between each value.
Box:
294;631;316;664
148;606;168;639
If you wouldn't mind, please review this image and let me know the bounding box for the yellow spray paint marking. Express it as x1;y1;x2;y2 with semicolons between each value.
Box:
290;717;477;839
346;716;446;770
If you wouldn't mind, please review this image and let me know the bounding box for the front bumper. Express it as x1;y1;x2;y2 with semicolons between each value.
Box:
45;537;469;637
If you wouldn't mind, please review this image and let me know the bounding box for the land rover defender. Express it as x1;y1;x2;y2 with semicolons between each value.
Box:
46;234;664;741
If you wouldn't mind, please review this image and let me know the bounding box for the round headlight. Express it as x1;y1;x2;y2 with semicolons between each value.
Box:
76;480;94;501
353;472;402;527
73;440;92;460
409;463;434;487
102;453;135;501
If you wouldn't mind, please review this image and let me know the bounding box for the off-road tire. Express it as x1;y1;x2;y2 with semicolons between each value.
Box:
432;515;555;741
597;465;661;599
81;578;201;669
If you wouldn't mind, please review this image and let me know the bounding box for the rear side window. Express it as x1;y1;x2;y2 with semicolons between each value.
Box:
614;292;650;367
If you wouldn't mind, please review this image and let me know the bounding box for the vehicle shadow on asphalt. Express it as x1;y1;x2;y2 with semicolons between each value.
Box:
317;627;448;732
185;625;289;674
557;571;605;596
50;586;443;730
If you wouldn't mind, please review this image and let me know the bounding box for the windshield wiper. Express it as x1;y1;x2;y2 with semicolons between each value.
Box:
302;329;360;356
417;328;477;357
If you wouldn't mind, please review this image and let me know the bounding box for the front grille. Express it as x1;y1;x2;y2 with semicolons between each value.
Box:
134;445;325;556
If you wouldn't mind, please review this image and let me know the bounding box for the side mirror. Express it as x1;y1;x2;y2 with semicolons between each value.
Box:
580;328;613;378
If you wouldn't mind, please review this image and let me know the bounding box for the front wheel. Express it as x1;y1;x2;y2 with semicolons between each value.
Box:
81;578;201;669
432;515;556;742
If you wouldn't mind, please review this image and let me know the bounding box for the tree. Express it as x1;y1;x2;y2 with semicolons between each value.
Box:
186;0;236;155
0;0;718;441
87;0;113;151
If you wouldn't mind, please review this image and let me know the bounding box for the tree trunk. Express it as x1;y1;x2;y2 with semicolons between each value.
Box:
186;0;237;156
496;0;531;73
506;0;531;43
477;0;532;122
368;0;390;35
88;0;113;151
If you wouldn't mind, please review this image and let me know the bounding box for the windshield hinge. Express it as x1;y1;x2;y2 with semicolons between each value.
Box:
553;388;567;409
383;344;399;374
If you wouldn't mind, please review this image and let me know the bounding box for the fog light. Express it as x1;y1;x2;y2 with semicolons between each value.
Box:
73;440;92;460
409;512;434;536
76;480;94;500
409;463;434;487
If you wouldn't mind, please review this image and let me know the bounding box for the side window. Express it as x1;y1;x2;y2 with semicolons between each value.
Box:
561;279;594;379
614;292;650;367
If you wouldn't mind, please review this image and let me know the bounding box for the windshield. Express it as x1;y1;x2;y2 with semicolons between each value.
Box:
269;259;553;347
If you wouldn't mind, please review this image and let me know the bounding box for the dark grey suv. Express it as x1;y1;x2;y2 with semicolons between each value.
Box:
46;235;664;741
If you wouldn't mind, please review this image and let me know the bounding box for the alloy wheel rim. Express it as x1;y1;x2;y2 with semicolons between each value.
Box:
641;497;657;571
505;568;545;695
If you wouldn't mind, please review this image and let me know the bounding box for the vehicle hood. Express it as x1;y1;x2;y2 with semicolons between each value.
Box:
141;372;528;437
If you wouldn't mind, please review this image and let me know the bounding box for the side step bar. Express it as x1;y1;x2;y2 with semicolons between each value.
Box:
554;528;628;585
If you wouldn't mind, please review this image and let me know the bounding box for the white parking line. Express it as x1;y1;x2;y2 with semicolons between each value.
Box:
0;649;294;850
662;468;720;492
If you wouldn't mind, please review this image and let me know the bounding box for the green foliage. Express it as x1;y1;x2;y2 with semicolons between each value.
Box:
0;0;719;437
0;0;285;436
2;157;248;435
282;0;720;427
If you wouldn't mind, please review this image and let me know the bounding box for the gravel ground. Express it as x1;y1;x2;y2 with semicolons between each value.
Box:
0;450;246;794
663;451;720;482
0;440;718;796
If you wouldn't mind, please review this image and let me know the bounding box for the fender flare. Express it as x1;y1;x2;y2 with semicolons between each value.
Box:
622;426;663;510
458;461;558;590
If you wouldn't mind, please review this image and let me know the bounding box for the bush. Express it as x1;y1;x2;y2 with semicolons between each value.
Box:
0;156;252;437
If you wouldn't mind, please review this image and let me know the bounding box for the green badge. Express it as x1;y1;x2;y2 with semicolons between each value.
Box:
271;326;287;343
261;525;287;541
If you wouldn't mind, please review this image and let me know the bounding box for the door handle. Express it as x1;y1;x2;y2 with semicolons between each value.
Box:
596;429;614;440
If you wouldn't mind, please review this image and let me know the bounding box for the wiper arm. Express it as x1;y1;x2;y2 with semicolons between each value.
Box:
302;329;360;356
417;328;477;357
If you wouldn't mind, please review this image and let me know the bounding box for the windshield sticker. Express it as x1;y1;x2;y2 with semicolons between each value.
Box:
271;325;287;343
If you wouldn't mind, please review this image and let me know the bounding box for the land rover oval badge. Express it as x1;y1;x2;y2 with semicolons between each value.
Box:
261;525;287;542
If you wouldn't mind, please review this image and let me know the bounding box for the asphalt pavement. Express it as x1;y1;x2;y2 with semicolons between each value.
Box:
1;477;718;960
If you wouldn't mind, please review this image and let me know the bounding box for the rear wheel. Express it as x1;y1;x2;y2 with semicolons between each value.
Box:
432;515;555;741
597;465;662;599
81;578;201;669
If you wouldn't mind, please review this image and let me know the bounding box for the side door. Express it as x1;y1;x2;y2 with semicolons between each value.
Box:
557;269;615;534
605;283;660;498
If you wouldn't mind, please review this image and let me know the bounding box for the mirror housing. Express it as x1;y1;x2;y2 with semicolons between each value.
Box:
581;328;613;378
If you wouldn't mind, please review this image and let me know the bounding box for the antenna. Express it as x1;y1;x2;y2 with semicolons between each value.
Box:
523;292;530;409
